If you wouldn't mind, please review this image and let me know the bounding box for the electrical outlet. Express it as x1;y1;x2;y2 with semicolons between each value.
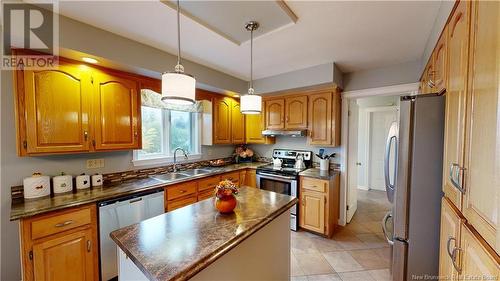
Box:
86;159;104;169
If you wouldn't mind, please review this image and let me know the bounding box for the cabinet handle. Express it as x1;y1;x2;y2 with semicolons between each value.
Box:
134;131;138;138
286;116;289;122
446;236;462;273
87;240;91;252
179;190;186;193
446;236;456;259
55;220;73;227
449;163;466;194
84;131;88;141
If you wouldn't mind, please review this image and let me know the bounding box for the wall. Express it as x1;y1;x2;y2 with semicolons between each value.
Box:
342;60;421;91
0;14;245;280
249;137;341;166
253;62;343;94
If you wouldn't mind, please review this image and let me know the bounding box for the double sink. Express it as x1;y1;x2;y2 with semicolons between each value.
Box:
149;167;221;183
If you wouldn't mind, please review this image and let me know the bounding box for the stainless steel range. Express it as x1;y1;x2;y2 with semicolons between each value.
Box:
256;149;312;231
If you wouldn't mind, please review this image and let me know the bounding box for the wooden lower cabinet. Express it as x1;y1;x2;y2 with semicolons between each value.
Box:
439;198;463;280
459;224;500;279
244;169;257;188
166;195;197;212
221;171;240;187
19;204;98;281
299;176;339;237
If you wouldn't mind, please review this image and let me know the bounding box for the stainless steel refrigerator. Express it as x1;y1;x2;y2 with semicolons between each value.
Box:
382;93;445;281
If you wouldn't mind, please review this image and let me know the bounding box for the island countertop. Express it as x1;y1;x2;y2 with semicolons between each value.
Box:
110;187;298;281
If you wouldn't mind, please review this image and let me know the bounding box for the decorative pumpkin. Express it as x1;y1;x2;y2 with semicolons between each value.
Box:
214;180;238;213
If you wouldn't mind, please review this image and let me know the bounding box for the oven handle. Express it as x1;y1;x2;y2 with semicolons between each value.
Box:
256;172;296;181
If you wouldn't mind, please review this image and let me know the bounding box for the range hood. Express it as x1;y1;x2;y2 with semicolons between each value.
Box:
261;129;307;137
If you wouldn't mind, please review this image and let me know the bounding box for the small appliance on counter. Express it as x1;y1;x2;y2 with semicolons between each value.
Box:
23;173;51;199
273;157;283;167
52;173;73;194
91;174;103;187
256;149;312;231
76;174;91;190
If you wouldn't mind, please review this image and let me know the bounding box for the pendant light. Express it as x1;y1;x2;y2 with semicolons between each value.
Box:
161;0;196;105
240;21;262;114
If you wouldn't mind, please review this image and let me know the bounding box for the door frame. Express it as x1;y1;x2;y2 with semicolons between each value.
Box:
339;82;419;225
362;106;398;191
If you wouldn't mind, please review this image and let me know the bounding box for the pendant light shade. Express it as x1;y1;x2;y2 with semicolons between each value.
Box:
240;90;262;114
161;72;196;105
241;21;262;114
161;0;195;105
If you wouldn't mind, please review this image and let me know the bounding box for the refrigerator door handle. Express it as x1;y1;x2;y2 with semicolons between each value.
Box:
381;212;394;245
384;122;398;202
449;163;466;194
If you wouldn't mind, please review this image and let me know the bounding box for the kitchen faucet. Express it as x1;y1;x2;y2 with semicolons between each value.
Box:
173;147;189;172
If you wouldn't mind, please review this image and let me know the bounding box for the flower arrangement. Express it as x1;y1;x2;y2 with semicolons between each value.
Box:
234;145;254;163
214;179;238;213
214;179;238;199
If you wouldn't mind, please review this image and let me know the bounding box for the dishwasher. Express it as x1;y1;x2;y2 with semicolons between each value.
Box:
98;189;164;281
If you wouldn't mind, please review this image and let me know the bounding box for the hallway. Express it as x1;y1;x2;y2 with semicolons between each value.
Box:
291;189;392;281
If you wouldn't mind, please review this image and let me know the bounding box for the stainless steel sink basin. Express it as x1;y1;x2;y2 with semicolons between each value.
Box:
180;168;214;176
150;173;190;182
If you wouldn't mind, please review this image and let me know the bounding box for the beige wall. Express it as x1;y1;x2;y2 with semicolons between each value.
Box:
0;14;245;281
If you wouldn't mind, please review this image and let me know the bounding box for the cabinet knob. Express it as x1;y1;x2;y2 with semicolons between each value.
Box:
84;131;88;141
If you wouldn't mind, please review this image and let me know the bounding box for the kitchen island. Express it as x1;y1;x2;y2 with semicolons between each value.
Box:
110;187;297;281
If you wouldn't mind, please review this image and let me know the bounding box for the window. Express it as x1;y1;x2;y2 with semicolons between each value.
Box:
134;106;201;166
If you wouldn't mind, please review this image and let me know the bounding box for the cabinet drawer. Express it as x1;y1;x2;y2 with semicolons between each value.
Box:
221;172;240;186
166;195;197;212
198;190;214;201
198;176;220;192
31;207;92;240
166;182;197;201
302;177;328;193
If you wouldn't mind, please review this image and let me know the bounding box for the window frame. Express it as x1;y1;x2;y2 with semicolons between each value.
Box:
132;107;202;167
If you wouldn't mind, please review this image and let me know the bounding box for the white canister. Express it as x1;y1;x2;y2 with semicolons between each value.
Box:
319;159;330;171
91;174;103;187
23;173;50;199
53;173;73;194
76;174;91;190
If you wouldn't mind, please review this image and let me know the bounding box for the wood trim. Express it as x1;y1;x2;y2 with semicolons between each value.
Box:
275;0;299;23
342;82;420;99
262;85;340;100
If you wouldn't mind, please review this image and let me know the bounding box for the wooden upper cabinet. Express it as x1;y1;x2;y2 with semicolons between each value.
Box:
459;224;500;279
265;99;285;129
442;0;471;211
463;0;499;255
231;99;245;144
432;27;448;92
308;92;332;145
285;96;308;129
245;103;275;144
33;228;96;281
439;198;463;280
213;97;232;144
92;71;141;150
22;63;92;154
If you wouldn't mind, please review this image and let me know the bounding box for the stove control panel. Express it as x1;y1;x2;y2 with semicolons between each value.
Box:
273;149;312;160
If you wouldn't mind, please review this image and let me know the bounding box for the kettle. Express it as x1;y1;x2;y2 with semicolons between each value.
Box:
273;158;283;167
294;154;306;170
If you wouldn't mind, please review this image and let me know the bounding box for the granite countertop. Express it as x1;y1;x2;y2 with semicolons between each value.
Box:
110;187;298;281
299;168;340;180
10;162;268;220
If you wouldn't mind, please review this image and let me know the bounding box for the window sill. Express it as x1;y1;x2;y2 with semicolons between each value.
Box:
132;153;202;167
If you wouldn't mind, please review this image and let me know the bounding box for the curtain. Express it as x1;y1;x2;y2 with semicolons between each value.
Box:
141;89;202;112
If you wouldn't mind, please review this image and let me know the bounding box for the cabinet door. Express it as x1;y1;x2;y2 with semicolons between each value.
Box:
422;63;434;94
245;104;275;144
93;71;140;150
285;96;307;129
331;91;342;147
308;92;332;145
265;99;285;129
33;229;96;281
463;0;499;254
231;100;245;144
299;190;325;234
459;224;500;280
439;198;463;280
433;27;448;93
442;0;471;210
213;97;232;144
245;169;257;188
23;63;91;154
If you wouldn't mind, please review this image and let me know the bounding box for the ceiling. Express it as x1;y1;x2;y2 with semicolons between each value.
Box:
57;1;442;81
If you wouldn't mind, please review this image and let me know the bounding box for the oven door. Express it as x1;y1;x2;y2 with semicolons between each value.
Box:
256;172;297;211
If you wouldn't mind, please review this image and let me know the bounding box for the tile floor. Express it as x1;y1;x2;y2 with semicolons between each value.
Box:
291;189;393;281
